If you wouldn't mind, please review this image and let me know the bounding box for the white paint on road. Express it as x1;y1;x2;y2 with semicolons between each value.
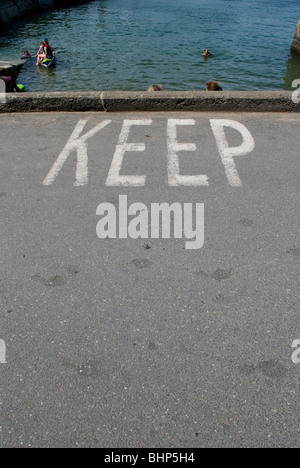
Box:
167;119;209;186
210;119;255;187
42;118;256;187
43;119;111;186
106;119;152;187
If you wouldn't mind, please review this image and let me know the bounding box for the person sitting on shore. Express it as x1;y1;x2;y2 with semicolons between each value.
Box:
147;84;163;91
202;48;213;57
0;75;21;93
206;80;223;91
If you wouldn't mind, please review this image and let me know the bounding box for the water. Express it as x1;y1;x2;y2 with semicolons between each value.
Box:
0;0;299;92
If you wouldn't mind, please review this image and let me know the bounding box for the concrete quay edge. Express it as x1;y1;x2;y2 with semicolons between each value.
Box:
0;91;299;113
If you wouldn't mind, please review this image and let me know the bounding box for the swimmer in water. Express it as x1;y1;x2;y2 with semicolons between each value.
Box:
147;84;163;91
206;80;223;91
202;48;213;57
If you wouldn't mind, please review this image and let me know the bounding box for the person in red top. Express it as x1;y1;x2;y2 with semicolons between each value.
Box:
43;37;55;55
36;37;55;65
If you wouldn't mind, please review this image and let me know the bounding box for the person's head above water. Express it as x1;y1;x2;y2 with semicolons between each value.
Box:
206;80;223;91
202;48;212;56
147;84;163;91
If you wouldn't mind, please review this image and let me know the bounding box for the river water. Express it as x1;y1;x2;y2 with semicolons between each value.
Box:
0;0;299;92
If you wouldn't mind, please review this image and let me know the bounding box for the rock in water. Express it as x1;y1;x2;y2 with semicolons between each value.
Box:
291;20;300;54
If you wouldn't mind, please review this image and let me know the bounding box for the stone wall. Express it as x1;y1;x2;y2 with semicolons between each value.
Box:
0;60;24;80
0;1;48;27
0;0;90;33
291;21;300;54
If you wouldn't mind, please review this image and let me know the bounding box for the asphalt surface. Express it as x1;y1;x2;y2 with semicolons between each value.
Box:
0;112;299;448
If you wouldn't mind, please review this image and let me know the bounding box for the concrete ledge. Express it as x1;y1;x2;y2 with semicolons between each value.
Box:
0;91;299;113
0;92;104;112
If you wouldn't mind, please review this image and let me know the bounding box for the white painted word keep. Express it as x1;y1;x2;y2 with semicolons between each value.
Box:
43;119;255;187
